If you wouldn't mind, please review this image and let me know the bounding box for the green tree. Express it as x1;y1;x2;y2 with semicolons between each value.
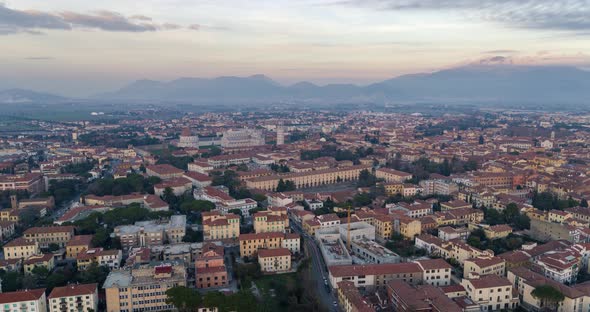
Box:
165;286;203;312
581;199;589;208
531;285;565;311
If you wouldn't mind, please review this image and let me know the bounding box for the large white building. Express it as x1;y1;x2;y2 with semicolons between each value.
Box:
221;128;265;149
48;283;98;312
177;127;199;148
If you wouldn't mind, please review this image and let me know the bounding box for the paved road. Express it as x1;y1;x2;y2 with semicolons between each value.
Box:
291;220;339;311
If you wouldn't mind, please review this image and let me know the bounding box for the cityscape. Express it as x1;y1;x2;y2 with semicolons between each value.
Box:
1;1;590;312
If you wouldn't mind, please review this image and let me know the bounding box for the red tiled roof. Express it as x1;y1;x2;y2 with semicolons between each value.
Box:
48;283;97;299
258;248;291;258
329;263;421;278
0;288;45;304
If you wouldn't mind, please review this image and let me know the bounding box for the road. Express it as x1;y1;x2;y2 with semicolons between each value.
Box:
291;219;339;311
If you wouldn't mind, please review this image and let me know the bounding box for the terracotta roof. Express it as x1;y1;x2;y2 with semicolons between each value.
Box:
414;258;452;271
4;237;36;247
48;283;97;299
0;288;45;304
329;262;421;278
258;248;291;258
24;225;75;235
67;235;93;247
239;232;284;241
465;274;511;289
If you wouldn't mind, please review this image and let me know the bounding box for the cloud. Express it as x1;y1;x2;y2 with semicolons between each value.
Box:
479;55;513;65
188;24;230;32
330;0;590;32
188;24;201;31
482;50;519;54
24;56;54;60
0;4;187;34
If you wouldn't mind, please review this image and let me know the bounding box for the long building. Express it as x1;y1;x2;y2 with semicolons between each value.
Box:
245;165;371;191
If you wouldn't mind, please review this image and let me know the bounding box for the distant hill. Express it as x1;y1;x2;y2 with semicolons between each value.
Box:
96;65;590;105
0;89;68;104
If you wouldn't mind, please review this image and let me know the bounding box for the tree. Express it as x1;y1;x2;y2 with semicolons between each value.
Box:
479;135;485;144
503;203;519;220
531;285;565;311
357;169;377;187
165;286;202;312
581;199;589;208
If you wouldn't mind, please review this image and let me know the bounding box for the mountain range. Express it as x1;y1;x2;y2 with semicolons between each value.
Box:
2;65;590;105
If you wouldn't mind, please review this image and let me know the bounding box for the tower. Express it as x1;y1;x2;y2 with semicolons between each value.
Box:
347;204;351;250
10;195;18;210
276;125;285;145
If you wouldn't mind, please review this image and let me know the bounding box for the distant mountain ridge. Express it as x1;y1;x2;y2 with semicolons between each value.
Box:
3;65;590;105
97;65;590;105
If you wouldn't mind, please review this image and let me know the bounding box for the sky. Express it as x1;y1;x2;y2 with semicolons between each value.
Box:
1;0;590;97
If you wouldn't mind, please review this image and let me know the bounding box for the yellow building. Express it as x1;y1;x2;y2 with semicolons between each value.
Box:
66;235;93;259
0;208;19;222
202;212;240;241
383;183;403;196
393;216;421;239
483;224;513;240
24;253;55;273
23;225;75;248
375;168;412;183
3;237;39;260
104;261;187;312
461;275;518;311
258;248;292;273
239;232;300;258
373;215;393;242
253;210;289;233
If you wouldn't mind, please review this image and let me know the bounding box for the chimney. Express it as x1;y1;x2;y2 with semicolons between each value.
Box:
10;195;18;210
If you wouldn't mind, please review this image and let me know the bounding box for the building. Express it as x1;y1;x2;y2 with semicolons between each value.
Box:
328;263;423;291
253;210;289;233
177;127;199;148
438;226;470;241
350;238;400;264
104;260;187;312
221;128;265;149
336;281;375;312
3;237;39;260
414;258;453;287
195;243;228;289
245;165;371;191
202;212;240;241
258;248;292;273
460;274;518;311
375;168;412;183
392;216;421;239
22;225;75;249
0;173;44;195
66;235;93;258
0;288;47;312
24;253;55;273
145;164;184;179
114;215;186;248
533;249;581;284
464;256;506;277
441;200;472;211
388;280;463;312
48;283;98;312
194;186;257;216
239;232;300;258
153;177;192;196
76;248;122;270
508;267;585;312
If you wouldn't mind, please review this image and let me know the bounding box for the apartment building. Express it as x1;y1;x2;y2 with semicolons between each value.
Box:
202;212;240;241
104;260;187;312
195;243;228;289
460;275;518;311
65;235;93;258
23;226;75;248
258;248;292;273
3;237;39;260
253;210;289;233
336;281;375;312
239;232;300;258
388;280;463;312
328;263;423;291
392;215;421;239
153;177;192;196
48;283;98;312
414;258;452;287
534;250;581;284
76;248;122;270
464;256;506;277
0;288;47;312
114;215;186;248
24;253;55;273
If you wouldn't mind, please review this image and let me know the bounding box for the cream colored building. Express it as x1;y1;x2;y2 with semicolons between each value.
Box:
202;212;240;241
245;165;371;191
0;289;47;312
461;274;518;311
3;237;39;260
253;210;289;233
239;232;300;258
258;248;292;273
375;168;412;183
464;256;506;277
48;283;98;312
23;225;75;248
